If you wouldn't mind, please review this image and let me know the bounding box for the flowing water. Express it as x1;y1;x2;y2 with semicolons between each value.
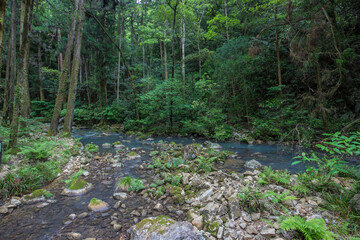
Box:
0;129;306;240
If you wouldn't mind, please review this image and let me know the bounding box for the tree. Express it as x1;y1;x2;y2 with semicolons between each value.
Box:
63;0;85;136
48;0;79;136
9;0;34;149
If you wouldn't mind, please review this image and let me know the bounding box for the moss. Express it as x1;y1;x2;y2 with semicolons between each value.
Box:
135;216;176;234
173;194;186;204
128;151;138;156
90;197;101;205
69;178;87;190
112;141;122;145
169;186;182;196
25;189;52;200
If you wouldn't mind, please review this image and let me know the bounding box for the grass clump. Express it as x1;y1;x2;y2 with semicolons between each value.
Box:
84;144;99;153
118;176;145;192
24;189;53;200
90;197;101;205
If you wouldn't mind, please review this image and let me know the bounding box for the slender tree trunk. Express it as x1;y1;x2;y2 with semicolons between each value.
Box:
38;40;45;101
3;0;16;122
163;34;168;81
224;0;230;41
181;5;186;90
49;0;79;136
274;7;282;95
85;60;90;106
20;0;34;123
57;28;63;73
142;44;145;78
159;40;163;67
315;55;327;130
0;0;6;86
9;0;33;149
63;0;84;136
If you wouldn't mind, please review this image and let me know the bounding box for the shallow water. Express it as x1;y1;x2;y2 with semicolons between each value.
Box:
73;129;307;173
0;129;306;240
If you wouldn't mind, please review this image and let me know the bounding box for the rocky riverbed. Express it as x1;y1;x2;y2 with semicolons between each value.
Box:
0;132;358;240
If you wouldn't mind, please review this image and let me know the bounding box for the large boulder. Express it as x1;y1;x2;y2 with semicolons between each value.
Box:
127;216;204;240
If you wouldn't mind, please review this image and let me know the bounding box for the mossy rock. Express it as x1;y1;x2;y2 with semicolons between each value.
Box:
172;194;186;204
88;198;109;212
112;141;122;145
90;197;101;205
24;189;53;200
134;215;176;234
169;186;182;196
127;151;141;159
69;179;87;190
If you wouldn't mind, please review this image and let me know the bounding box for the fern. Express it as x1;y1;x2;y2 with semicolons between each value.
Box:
280;215;337;240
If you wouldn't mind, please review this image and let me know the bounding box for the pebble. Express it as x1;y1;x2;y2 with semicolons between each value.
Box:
37;203;49;208
69;214;76;220
78;212;88;219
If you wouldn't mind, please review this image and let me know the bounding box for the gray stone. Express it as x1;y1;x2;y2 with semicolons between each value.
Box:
244;160;262;169
10;198;22;206
113;192;128;200
127;216;205;240
0;206;8;214
82;171;90;177
251;213;261;221
102;143;112;148
69;214;76;220
245;225;258;234
78;212;88;219
154;203;163;211
205;141;222;149
192;216;203;230
217;226;224;239
114;223;122;231
260;228;276;238
61;183;93;196
88;198;109;212
66;232;82;240
37;203;49;208
229;198;241;219
194;188;213;202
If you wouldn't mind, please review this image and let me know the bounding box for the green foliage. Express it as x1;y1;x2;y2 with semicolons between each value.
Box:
280;215;336;240
18;140;58;161
237;187;265;213
258;166;291;186
195;156;216;173
316;132;360;156
154;186;165;198
65;169;85;187
118;177;145;192
84;144;99;153
30;101;54;122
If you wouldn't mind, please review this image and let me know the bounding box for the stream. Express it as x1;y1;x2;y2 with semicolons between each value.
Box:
0;129;306;240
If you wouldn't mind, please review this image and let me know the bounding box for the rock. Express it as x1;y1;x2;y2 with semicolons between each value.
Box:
193;188;213;202
114;201;122;209
0;206;8;214
114;145;126;149
10;198;22;206
113;192;128;200
114;224;122;231
126;152;141;159
246;225;258;235
82;171;90;177
61;182;93;196
69;214;77;220
205;141;222;149
102;143;112;148
192;216;203;230
251;213;260;221
306;214;322;221
350;194;360;212
242;211;252;222
37;203;49;208
154;203;163;211
127;216;204;240
183;144;201;160
260;228;276;238
244;160;262;169
78;212;88;219
112;162;124;168
229;198;242;219
66;232;82;240
131;210;141;216
217;226;224;239
88;198;109;212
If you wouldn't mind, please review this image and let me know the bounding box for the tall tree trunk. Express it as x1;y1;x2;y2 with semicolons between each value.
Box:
0;0;6;85
63;0;84;136
167;0;179;79
57;28;63;73
159;40;163;67
315;55;327;130
163;34;168;81
142;44;145;78
85;60;91;106
2;0;16;122
38;40;45;101
20;0;34;123
9;0;33;149
181;5;185;90
274;7;282;95
48;0;79;136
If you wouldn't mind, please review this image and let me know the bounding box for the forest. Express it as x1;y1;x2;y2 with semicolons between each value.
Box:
0;0;359;240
